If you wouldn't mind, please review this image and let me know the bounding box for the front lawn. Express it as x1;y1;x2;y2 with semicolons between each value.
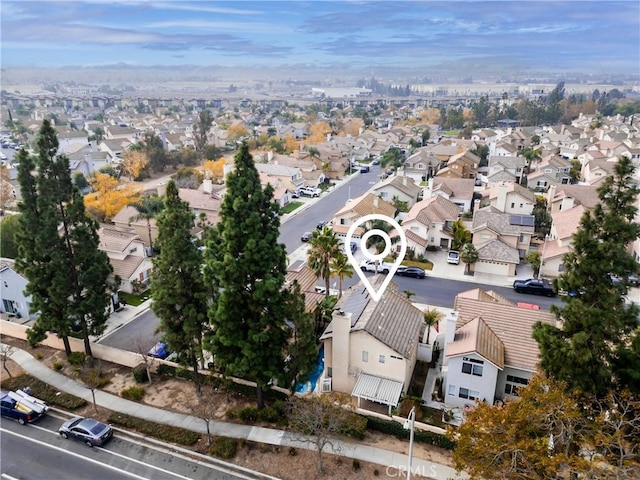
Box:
280;201;303;214
402;259;434;271
119;291;150;307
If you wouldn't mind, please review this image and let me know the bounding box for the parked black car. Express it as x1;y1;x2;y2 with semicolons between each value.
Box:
59;417;113;447
396;267;426;279
513;278;556;297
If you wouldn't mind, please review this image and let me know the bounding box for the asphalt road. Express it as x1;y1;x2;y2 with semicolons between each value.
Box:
99;308;162;353
277;164;383;253
0;414;254;480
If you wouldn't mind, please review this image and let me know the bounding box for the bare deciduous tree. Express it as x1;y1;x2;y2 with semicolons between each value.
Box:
286;396;350;474
188;380;220;445
1;344;15;378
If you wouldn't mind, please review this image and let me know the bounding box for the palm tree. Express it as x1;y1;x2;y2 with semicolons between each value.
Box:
423;308;443;344
129;195;165;253
451;219;471;251
521;146;541;173
330;251;353;299
307;226;341;298
460;243;479;275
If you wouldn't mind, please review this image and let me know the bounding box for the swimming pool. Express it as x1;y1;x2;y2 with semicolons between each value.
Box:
295;346;324;394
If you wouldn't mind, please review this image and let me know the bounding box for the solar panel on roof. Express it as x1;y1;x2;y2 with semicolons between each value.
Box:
509;215;535;226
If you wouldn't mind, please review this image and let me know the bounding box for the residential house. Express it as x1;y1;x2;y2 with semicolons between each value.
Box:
402;195;461;253
471;207;535;275
404;148;442;184
255;162;305;192
105;125;140;141
546;184;600;214
581;158;617;186
98;138;132;160
331;193;397;239
540;205;586;278
492;141;520;157
485;181;536;215
436;150;480;179
487;155;527;184
430;177;476;214
285;261;325;312
372;174;421;210
0;259;33;320
98;225;153;294
443;288;556;408
320;279;424;414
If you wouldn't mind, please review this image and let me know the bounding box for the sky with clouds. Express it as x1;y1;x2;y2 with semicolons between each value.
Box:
1;1;638;76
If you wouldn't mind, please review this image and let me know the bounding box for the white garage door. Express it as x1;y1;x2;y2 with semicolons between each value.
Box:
475;260;510;276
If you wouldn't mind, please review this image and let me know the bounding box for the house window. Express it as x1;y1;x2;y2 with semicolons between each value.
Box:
410;226;419;231
378;355;386;364
462;357;484;376
327;367;332;378
3;281;7;288
340;219;346;225
129;247;137;254
379;192;388;198
458;388;480;400
362;351;369;362
505;375;529;396
510;202;515;209
519;234;526;242
448;384;456;396
558;264;564;272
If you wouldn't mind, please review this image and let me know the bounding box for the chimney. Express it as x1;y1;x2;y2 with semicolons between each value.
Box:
373;195;379;208
547;184;557;212
473;198;480;212
331;311;352;393
442;311;459;366
402;169;407;186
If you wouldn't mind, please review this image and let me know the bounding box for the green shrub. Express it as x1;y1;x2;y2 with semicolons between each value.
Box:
52;362;63;371
238;407;259;424
133;364;149;383
67;352;86;366
156;364;176;376
121;386;146;401
108;412;200;445
363;415;455;450
339;412;367;440
1;374;86;410
257;406;280;423
34;352;43;360
208;437;238;459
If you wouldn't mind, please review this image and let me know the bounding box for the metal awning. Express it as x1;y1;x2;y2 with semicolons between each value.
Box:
351;373;403;407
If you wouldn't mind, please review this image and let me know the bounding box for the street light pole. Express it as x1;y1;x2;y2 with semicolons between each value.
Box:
404;406;416;480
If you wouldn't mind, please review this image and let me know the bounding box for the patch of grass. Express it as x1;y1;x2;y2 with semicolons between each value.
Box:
121;386;145;401
119;291;148;307
402;259;434;271
108;412;200;445
1;374;86;410
280;201;303;214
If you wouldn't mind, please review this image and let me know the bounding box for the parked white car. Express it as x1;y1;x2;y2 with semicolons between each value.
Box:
447;250;460;265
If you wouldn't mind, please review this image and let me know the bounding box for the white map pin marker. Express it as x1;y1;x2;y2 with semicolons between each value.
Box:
345;213;407;302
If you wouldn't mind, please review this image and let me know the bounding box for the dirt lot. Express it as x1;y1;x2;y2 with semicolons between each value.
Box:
1;336;454;479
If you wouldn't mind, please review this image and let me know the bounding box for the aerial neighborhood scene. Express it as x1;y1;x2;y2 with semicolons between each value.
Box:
1;1;640;479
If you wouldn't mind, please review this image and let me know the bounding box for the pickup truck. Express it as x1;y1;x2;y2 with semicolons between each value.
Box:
512;278;556;297
0;389;49;424
299;186;321;197
360;259;394;273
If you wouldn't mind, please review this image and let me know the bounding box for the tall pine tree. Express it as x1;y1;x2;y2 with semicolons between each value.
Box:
204;142;289;408
533;156;640;397
151;180;208;378
15;120;113;357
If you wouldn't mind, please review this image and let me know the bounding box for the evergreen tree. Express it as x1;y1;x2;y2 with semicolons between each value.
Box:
15;120;113;357
204;142;289;409
151;180;208;380
533;156;640;397
282;281;318;393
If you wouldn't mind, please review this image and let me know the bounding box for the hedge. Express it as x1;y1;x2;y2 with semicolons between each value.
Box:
108;412;200;445
209;437;238;459
2;374;86;410
363;415;455;450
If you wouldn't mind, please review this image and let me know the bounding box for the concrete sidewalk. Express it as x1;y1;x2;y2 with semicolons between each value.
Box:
5;345;466;480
